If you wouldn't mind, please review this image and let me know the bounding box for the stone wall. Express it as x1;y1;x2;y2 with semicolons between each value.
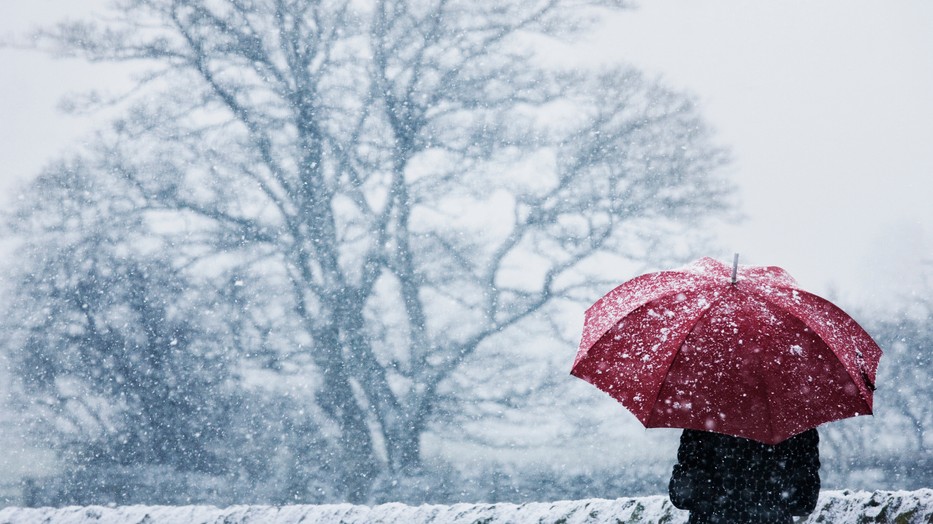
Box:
0;489;930;523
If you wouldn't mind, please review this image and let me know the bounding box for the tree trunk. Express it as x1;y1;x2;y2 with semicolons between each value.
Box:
315;325;380;503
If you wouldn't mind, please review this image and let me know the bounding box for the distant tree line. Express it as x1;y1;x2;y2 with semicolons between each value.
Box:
819;297;932;492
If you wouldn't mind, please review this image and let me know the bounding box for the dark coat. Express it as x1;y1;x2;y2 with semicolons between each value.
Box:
669;428;820;524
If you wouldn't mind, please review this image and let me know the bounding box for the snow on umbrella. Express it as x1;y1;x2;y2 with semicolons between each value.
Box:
570;256;882;444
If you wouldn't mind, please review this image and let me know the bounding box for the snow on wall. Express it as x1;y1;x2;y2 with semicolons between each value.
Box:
0;489;930;523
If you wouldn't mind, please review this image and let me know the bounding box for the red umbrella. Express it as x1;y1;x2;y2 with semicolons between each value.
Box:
570;256;882;444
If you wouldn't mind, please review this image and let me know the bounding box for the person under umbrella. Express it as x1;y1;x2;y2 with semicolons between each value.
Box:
571;256;881;523
668;428;820;523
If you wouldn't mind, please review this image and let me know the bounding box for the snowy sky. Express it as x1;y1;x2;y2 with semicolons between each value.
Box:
1;0;931;311
592;1;933;310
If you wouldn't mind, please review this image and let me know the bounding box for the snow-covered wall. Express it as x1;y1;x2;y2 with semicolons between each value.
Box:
0;489;930;523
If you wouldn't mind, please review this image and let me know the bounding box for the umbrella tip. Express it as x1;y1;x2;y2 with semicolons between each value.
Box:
731;253;739;284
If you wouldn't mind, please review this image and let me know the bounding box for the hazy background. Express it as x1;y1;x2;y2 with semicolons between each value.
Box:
596;0;933;309
3;0;932;310
0;0;930;506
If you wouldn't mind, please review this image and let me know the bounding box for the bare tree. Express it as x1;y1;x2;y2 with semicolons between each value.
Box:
6;0;734;502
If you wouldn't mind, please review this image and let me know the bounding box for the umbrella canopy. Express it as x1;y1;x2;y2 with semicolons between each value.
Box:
570;257;882;444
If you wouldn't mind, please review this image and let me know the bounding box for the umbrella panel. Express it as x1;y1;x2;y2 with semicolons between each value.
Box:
572;287;719;424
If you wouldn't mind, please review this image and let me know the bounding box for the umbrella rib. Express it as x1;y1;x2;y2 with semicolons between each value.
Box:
760;358;779;443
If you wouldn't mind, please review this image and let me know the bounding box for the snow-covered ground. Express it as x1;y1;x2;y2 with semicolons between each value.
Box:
0;489;930;523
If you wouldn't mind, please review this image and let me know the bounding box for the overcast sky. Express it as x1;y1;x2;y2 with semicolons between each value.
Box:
2;0;931;312
590;0;933;311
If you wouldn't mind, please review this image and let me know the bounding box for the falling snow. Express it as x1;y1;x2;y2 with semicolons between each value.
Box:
0;0;929;513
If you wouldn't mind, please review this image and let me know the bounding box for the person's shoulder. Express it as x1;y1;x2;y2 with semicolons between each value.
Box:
781;428;819;449
681;429;719;442
797;428;819;442
802;427;819;444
